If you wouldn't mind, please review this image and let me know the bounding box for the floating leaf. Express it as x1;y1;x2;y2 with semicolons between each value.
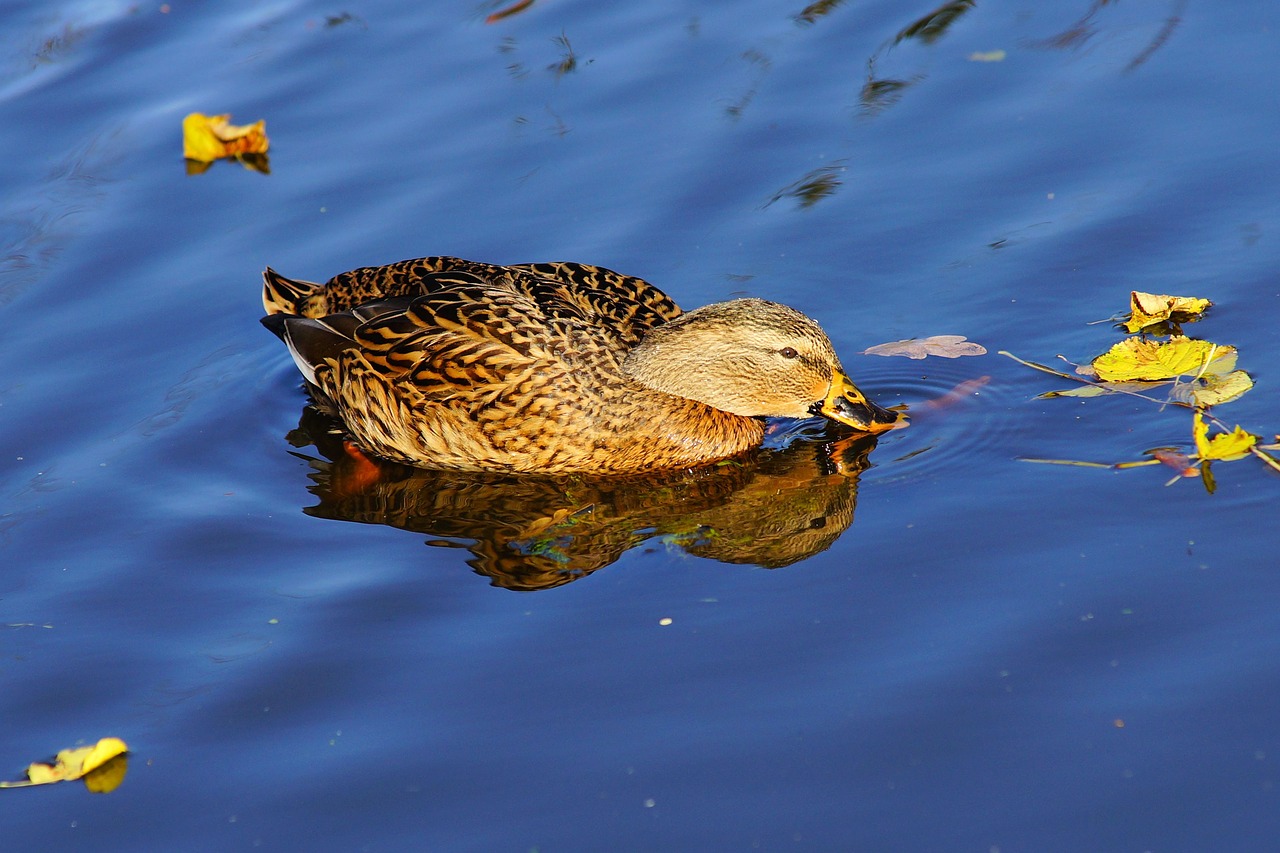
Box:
1193;412;1257;462
1092;336;1235;382
1124;291;1212;332
967;49;1006;62
1189;370;1253;407
1036;380;1164;400
1008;294;1275;488
183;113;270;173
862;335;987;359
1202;426;1258;462
1166;370;1255;407
1;737;128;792
1191;410;1210;458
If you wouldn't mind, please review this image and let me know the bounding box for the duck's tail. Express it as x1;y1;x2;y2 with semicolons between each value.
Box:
262;267;325;316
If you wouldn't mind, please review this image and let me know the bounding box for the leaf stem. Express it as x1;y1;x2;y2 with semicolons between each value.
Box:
1249;446;1280;474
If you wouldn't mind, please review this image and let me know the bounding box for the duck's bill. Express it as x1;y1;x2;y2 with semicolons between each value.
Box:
813;373;904;434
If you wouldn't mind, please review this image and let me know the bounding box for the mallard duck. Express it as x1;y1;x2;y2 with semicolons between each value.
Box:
261;256;901;474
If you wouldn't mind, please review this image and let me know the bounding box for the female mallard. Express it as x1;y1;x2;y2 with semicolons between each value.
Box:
261;256;901;474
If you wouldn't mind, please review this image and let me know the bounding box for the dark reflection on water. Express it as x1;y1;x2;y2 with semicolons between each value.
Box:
793;0;847;27
769;0;979;201
764;160;846;209
283;406;877;591
856;1;974;119
859;63;922;117
184;152;270;176
895;0;975;47
1024;0;1187;70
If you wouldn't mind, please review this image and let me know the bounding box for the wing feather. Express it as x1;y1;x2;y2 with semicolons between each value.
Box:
271;256;683;347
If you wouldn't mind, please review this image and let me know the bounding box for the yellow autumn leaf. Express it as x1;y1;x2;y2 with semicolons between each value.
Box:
1092;336;1235;382
0;737;128;791
1189;370;1253;407
1124;291;1212;332
80;737;128;775
1193;412;1258;462
1192;410;1210;456
182;112;269;162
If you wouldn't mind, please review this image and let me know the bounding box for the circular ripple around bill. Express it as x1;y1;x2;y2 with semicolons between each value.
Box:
854;358;1024;485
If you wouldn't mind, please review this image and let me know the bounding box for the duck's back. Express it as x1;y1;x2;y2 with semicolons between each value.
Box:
263;255;683;346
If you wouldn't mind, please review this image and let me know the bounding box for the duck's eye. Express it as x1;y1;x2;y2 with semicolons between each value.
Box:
778;346;799;359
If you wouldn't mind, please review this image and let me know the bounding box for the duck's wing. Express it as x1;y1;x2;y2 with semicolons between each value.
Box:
263;257;498;318
263;258;684;347
260;300;398;386
262;274;609;408
508;261;683;346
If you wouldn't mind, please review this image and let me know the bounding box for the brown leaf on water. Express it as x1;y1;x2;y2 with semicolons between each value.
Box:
183;113;270;173
862;335;987;359
1124;291;1211;333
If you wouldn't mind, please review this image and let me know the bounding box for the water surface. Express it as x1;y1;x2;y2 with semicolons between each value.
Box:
2;1;1279;850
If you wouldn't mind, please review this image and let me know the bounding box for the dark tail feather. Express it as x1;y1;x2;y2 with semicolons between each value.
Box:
260;311;292;342
260;314;357;386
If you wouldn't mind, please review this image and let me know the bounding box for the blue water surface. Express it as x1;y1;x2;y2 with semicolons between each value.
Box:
2;0;1279;850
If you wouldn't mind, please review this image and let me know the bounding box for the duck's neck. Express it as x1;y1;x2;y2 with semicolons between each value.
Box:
618;393;765;470
621;319;761;416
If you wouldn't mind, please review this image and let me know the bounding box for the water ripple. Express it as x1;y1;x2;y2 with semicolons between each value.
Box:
856;356;1014;484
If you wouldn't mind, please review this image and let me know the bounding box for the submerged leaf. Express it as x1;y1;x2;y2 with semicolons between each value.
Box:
862;335;987;359
1124;291;1211;332
1092;336;1236;382
1151;448;1198;478
923;376;990;410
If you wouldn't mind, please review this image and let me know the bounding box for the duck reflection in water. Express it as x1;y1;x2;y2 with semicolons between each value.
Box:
285;406;879;591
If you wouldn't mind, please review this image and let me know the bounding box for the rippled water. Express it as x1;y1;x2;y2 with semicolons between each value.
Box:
3;1;1279;850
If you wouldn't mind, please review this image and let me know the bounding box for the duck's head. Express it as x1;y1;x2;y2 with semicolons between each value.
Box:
622;298;902;433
